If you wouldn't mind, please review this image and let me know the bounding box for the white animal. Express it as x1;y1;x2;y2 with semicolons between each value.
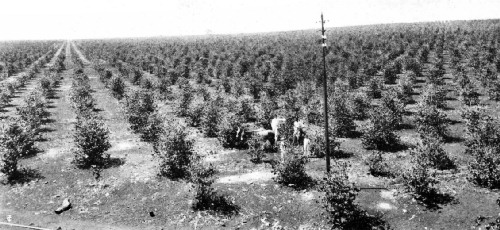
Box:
279;140;286;161
271;118;286;144
303;137;311;156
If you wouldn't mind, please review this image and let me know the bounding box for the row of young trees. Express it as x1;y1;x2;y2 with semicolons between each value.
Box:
68;56;112;179
0;46;65;183
0;41;58;80
0;45;61;109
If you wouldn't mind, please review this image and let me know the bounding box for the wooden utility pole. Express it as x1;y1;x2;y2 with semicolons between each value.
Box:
320;13;330;173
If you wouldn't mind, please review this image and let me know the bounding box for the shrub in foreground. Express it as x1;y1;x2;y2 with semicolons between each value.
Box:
189;159;239;215
72;114;111;174
16;91;48;135
154;121;194;179
366;151;397;178
401;156;439;202
247;137;267;163
216;113;245;149
468;146;500;189
0;120;36;181
413;140;455;170
415;103;448;142
271;145;312;189
362;107;399;151
320;161;389;229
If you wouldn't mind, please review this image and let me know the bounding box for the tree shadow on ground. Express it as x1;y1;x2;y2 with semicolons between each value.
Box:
343;210;391;230
20;147;43;159
369;142;409;153
397;123;414;130
345;130;363;139
75;157;125;170
102;157;126;169
42;118;56;124
332;150;354;159
417;191;458;211
2;167;44;185
93;107;103;113
38;126;56;134
442;106;455;111
443;135;465;143
192;188;240;216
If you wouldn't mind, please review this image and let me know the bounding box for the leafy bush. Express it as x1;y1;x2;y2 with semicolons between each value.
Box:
488;79;500;101
255;92;277;129
401;156;439;201
125;89;156;134
140;77;154;90
468;146;500;189
348;92;370;120
463;111;500;188
461;106;486;136
189;159;239;215
99;69;113;85
415;103;448;142
186;103;205;127
398;73;414;104
404;59;422;77
271;145;312;189
4;82;16;95
247;137;266;163
69;74;95;114
0;89;12;107
366;78;383;99
154;121;195;179
238;97;256;122
362;106;399;150
109;75;125;100
177;83;194;117
320;161;388;229
320;161;359;228
366;151;396;177
383;63;398;84
157;77;172;99
140;112;164;146
72;114;111;174
329;93;356;137
216;113;245;149
131;68;142;85
16;91;48;135
308;129;340;158
202;97;225;137
381;89;405;127
412;140;455;170
0;120;36;181
427;65;445;85
420;84;446;109
38;76;52;98
459;84;480;106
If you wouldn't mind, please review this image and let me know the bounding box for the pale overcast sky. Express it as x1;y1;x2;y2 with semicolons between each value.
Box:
0;0;499;40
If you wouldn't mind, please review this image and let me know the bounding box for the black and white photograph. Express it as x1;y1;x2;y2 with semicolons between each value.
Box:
0;0;500;229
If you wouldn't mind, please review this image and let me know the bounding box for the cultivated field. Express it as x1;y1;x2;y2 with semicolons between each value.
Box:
1;19;500;229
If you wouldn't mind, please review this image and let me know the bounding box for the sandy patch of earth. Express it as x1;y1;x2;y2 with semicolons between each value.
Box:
108;141;139;152
377;202;397;210
217;171;274;184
